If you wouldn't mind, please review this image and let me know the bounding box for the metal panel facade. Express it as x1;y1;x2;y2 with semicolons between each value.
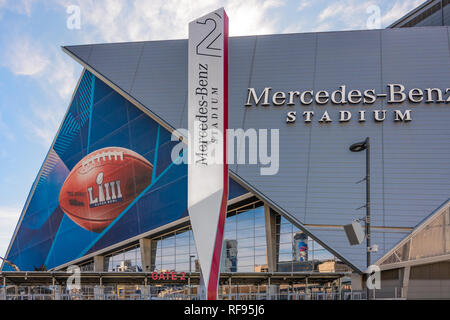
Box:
64;26;450;270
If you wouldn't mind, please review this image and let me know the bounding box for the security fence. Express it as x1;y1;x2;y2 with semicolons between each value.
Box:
0;285;404;300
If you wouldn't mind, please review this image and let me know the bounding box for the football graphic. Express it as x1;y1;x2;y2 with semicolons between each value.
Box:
59;147;153;233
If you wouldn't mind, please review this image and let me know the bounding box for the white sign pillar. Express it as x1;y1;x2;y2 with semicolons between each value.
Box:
188;8;229;300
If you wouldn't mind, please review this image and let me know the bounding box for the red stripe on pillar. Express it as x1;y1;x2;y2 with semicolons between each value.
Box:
207;10;229;300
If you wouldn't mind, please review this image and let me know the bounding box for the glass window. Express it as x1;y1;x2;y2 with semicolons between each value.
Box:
255;226;266;237
100;204;324;274
176;262;190;272
254;246;267;256
275;216;343;272
176;245;190;255
105;245;141;272
279;222;293;234
237;256;254;267
254;236;266;247
255;255;266;266
237;228;254;239
279;233;293;244
224;230;236;239
161;236;175;248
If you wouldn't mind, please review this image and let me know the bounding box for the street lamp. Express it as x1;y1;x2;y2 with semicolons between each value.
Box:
189;255;196;273
349;137;371;299
188;255;196;299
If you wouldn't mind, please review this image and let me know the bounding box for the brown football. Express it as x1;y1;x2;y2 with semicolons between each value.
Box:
58;147;153;233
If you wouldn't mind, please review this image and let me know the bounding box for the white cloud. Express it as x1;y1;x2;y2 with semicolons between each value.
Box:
2;0;37;16
312;0;425;32
45;50;79;100
0;111;15;141
226;0;284;36
297;0;311;12
313;21;335;32
0;206;21;257
29;51;79;146
2;37;49;76
21;102;65;147
381;0;425;26
0;0;5;20
1;38;78;149
59;0;284;43
2;34;80;146
282;21;305;34
318;0;377;29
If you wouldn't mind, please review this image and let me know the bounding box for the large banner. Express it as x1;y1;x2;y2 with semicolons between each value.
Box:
2;69;246;273
3;71;189;271
188;8;229;300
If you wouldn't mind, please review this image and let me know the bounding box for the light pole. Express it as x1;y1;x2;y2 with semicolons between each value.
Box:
349;137;370;299
189;255;196;273
188;255;196;299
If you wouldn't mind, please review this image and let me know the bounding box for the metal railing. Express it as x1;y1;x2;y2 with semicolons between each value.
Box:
1;288;405;300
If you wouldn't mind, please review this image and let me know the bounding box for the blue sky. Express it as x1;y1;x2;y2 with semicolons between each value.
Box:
0;0;425;257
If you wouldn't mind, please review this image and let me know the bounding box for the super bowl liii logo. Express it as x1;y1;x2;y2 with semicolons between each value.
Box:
245;84;450;124
88;172;123;208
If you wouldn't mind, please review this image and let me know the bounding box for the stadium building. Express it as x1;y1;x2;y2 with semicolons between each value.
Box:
1;0;450;300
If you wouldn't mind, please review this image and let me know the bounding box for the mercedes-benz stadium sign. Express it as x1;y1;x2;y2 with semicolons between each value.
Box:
188;8;229;300
245;85;450;124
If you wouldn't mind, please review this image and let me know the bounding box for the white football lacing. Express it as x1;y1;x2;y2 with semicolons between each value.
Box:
82;150;124;168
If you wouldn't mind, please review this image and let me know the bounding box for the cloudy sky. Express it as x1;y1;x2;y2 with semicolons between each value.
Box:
0;0;424;257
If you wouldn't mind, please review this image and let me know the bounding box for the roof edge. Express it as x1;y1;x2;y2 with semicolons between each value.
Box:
375;197;450;267
387;0;437;28
62;46;364;273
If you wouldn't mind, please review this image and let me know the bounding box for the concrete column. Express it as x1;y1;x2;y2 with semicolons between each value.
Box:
305;277;310;300
264;205;280;272
400;266;411;299
444;209;449;255
142;285;151;300
93;255;104;272
54;285;62;300
338;277;342;300
351;272;363;291
187;276;191;299
94;285;104;300
265;205;280;299
140;238;157;272
266;277;279;300
1;277;5;300
52;277;56;300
